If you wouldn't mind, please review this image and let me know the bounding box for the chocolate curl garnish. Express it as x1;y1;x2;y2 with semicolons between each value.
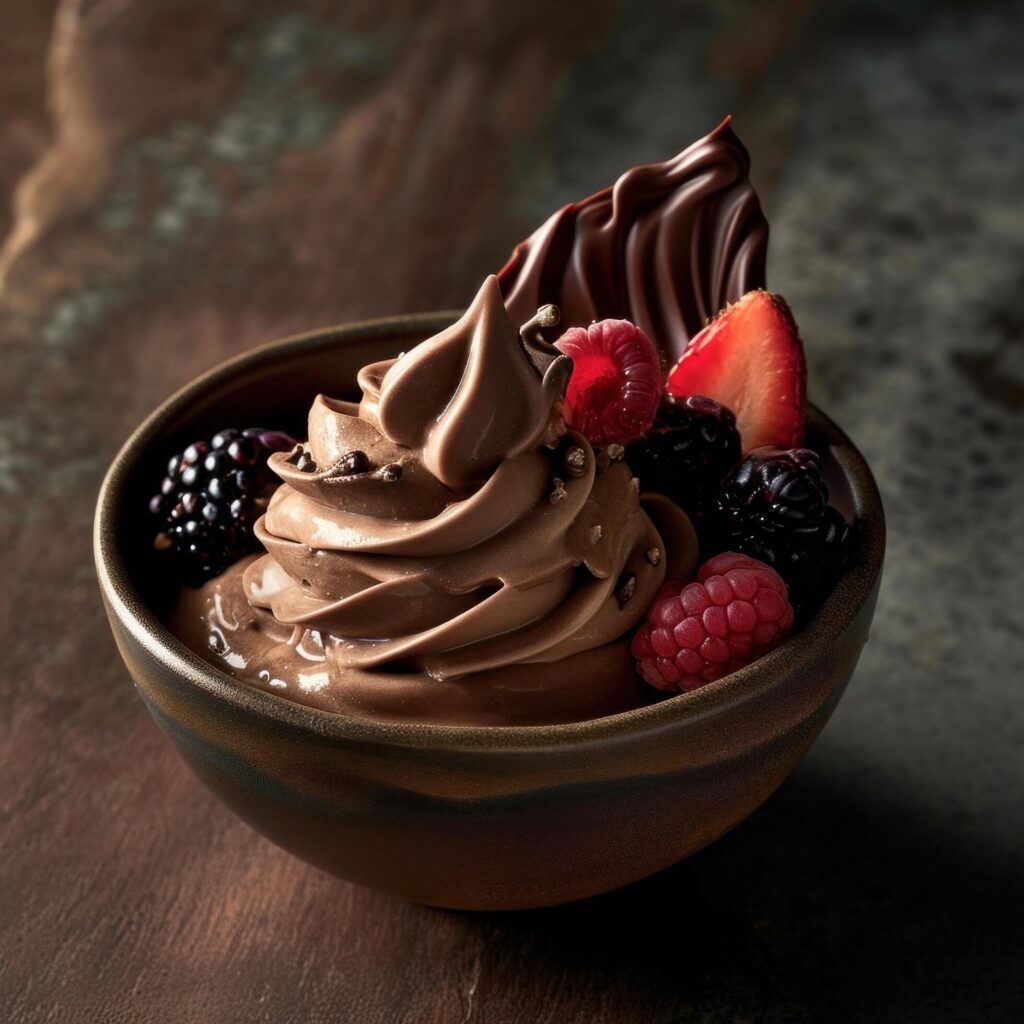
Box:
519;304;573;404
499;117;768;363
520;303;560;345
519;304;563;373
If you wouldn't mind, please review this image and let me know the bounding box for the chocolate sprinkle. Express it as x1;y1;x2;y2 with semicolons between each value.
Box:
285;444;304;465
563;445;587;478
323;450;370;479
645;547;662;566
338;450;370;475
379;463;403;482
616;572;637;606
549;477;568;504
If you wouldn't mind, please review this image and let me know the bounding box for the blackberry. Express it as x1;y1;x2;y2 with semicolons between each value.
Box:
704;446;855;620
716;446;827;532
149;427;295;584
624;394;741;518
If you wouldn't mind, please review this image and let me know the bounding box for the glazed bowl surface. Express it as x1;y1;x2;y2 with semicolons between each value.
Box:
95;314;885;911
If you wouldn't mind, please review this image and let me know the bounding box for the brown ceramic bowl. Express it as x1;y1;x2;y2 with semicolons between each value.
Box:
95;313;885;911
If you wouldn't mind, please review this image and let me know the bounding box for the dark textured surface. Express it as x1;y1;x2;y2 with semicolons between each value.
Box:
2;0;1022;1020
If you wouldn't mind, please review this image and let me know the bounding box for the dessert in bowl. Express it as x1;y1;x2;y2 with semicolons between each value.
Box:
96;119;884;909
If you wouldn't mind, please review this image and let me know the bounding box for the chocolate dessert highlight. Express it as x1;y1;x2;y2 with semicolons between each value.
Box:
172;277;697;725
498;116;767;363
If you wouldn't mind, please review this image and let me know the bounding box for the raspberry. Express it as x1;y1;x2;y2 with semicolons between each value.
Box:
631;551;794;692
625;394;741;519
149;427;295;584
554;319;661;448
703;446;855;620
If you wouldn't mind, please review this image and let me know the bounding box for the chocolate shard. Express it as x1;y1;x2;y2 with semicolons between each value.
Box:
498;117;768;363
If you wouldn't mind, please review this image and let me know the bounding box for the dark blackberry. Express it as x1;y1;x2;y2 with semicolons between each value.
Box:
704;446;855;620
150;427;295;584
716;446;827;532
624;394;741;518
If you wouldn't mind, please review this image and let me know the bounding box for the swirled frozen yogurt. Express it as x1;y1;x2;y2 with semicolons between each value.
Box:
161;120;855;722
171;277;697;724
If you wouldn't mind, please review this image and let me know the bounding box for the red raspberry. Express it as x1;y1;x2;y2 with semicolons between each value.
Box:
555;319;661;447
631;551;794;692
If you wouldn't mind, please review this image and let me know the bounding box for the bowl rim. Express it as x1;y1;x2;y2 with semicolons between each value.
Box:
95;312;886;752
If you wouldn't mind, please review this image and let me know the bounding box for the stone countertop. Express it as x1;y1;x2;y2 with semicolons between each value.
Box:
2;1;1021;1021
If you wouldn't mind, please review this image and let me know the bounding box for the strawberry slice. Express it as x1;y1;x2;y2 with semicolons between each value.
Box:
666;290;806;452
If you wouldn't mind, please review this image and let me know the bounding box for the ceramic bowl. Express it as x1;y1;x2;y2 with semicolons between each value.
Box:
95;313;885;911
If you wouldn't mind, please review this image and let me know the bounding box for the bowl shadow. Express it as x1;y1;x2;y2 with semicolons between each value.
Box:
457;762;1023;1021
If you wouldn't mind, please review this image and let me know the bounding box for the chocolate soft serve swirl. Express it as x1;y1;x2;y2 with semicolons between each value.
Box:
173;277;697;726
498;117;768;364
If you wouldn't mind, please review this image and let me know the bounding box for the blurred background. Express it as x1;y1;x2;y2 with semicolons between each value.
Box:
2;1;1022;1021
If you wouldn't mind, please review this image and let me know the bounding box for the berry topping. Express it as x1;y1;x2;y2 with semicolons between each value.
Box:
554;319;662;448
703;446;855;620
631;551;794;692
149;427;296;584
625;394;741;519
666;290;806;452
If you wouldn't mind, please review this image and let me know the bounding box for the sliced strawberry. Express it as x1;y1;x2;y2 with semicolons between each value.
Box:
555;319;662;448
666;290;806;452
